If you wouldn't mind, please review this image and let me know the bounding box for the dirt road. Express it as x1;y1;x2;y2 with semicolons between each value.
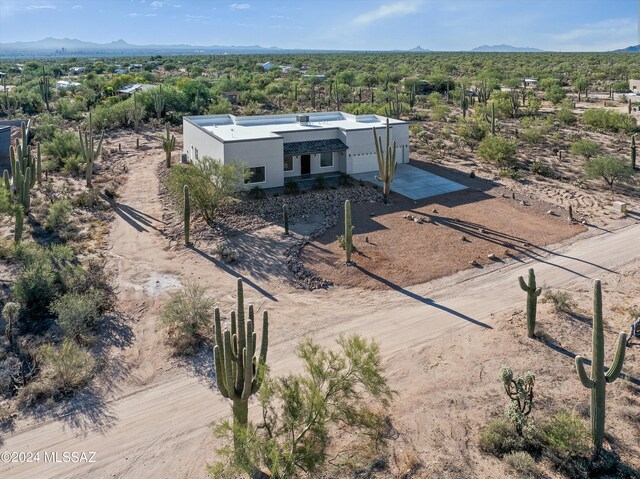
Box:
2;146;638;479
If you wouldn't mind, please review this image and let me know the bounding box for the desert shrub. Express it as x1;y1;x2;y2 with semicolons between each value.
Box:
0;356;22;396
556;100;577;124
50;291;102;342
520;118;552;144
46;199;72;231
211;335;395;478
17;340;95;406
541;409;589;457
55;97;86;120
500;167;523;180
409;123;422;136
500;366;535;436
585;155;634;189
73;188;107;210
456;118;487;145
42;130;81;168
313;174;327;190
164;157;248;223
478;135;517;167
339;173;353;186
582;108;637;133
160;282;215;355
33;113;63;142
530;160;555;178
284;179;299;195
93;96;144;130
61;154;84;176
479;418;528;457
569;139;601;160
430;104;451;121
542;290;576;314
545;85;566;104
248;185;266;200
503;451;537;477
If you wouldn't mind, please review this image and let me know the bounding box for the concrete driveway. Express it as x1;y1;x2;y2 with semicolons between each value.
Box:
352;164;467;200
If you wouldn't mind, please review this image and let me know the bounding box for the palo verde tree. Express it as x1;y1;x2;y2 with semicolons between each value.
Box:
373;118;397;203
575;280;627;455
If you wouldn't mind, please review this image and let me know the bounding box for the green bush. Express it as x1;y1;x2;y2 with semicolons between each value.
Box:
541;409;589;457
478;417;527;457
503;451;537;477
284;179;300;195
248;185;266;200
519;118;552;145
456;118;487;144
42;130;81;168
73;188;107;210
478;136;518;167
164;158;248;223
530;160;555;178
430;104;451;121
12;256;59;325
160;282;216;355
542;289;576;314
583;108;637;133
46;199;72;231
585;155;634;189
61;154;85;176
50;291;102;342
17;340;95;406
556;101;577;124
570;139;601;160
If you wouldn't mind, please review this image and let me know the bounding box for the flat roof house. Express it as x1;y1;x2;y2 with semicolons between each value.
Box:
183;112;409;189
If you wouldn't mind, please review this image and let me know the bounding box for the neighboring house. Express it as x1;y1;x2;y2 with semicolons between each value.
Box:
117;83;155;94
55;80;81;89
630;79;640;93
114;69;128;74
0;119;31;172
221;91;241;105
183;111;409;189
303;74;326;81
523;78;538;87
257;62;274;72
130;63;143;70
68;67;85;74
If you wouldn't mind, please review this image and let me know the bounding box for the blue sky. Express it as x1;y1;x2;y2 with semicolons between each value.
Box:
0;0;638;51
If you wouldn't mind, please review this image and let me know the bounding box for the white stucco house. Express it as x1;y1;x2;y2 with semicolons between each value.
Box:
182;112;410;189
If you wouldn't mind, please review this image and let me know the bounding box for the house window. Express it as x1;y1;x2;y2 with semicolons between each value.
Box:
245;166;266;184
194;147;199;161
284;155;294;172
320;151;333;167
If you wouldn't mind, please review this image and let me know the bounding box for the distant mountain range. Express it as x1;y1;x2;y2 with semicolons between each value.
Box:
613;44;640;52
471;44;544;53
0;38;637;58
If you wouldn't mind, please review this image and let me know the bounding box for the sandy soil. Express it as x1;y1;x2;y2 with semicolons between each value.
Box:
303;182;587;290
1;128;639;479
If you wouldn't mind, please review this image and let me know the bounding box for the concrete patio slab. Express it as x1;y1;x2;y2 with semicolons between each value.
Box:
352;164;467;200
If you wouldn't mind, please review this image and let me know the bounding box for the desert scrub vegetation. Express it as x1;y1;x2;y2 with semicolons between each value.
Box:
542;289;577;315
585;155;634;190
210;334;395;479
582;109;637;133
477;135;517;168
160;282;216;355
0;241;114;406
164;156;248;223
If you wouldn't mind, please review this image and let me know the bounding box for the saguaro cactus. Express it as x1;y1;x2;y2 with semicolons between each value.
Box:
39;66;51;112
283;203;289;235
344;199;353;263
78;112;105;188
162;123;176;168
14;206;24;243
575;280;627;455
183;185;190;245
213;279;269;452
490;102;496;136
518;268;542;338
373;118;397;204
631;135;636;170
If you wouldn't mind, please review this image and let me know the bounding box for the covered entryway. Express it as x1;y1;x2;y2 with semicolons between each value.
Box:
301;154;311;175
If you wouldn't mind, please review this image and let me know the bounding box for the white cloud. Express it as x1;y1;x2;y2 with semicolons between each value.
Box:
546;18;637;51
352;0;423;26
27;4;56;9
150;1;163;7
128;12;157;16
229;3;250;9
72;4;83;9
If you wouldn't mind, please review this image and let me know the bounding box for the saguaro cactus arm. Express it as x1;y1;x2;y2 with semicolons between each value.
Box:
605;333;627;383
575;356;595;388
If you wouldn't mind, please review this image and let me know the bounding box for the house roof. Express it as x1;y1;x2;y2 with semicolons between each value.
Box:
283;138;348;156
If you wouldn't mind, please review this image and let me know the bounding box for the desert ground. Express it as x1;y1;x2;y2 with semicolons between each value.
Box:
1;126;639;479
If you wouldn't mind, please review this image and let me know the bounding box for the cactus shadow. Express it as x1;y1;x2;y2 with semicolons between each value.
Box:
353;264;492;329
171;344;217;390
113;202;165;235
187;244;277;302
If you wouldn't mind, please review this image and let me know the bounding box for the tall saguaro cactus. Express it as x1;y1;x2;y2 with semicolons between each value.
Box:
373;118;397;204
283;203;289;235
213;279;269;453
344;199;353;263
575;280;627;455
79;112;105;188
162;122;176;168
39;66;51;113
631;135;636;170
183;185;190;245
518;268;541;338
